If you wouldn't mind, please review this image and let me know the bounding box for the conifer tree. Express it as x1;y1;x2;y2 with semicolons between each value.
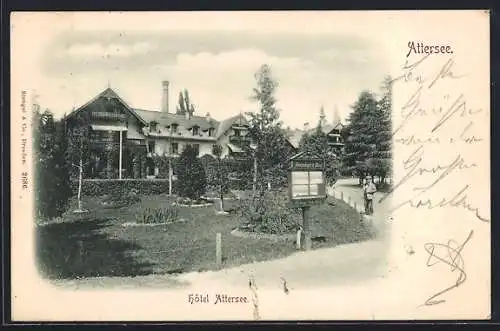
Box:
341;81;392;184
176;91;186;115
341;91;380;181
372;76;393;183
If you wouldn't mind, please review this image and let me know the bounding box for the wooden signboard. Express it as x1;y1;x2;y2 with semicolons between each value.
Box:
288;152;327;207
287;152;327;251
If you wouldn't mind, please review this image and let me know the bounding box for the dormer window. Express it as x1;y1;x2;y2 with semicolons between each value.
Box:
150;121;158;132
208;128;215;137
234;129;241;137
192;126;199;136
171;123;178;133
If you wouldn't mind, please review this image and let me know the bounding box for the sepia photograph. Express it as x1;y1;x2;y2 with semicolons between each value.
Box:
10;10;490;321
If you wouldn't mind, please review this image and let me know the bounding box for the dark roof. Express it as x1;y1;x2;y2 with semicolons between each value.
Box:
132;108;218;131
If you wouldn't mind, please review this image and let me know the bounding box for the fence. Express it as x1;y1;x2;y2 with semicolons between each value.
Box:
329;189;366;214
329;189;375;237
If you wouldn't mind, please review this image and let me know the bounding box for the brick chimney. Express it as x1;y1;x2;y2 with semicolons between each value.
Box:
161;81;169;114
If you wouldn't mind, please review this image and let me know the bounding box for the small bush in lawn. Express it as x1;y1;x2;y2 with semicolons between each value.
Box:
135;206;179;224
175;197;209;206
176;145;207;200
238;191;301;234
103;187;141;207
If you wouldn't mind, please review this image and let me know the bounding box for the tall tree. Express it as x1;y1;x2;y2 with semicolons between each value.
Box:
176;91;186;115
246;64;290;190
373;76;393;183
176;89;196;116
65;113;91;211
33;108;72;219
341;83;392;183
212;144;229;212
341;91;380;181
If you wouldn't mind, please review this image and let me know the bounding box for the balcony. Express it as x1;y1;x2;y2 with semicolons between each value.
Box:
229;135;251;144
91;112;127;122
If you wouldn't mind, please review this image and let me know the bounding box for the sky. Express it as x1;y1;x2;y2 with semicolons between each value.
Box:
12;11;395;129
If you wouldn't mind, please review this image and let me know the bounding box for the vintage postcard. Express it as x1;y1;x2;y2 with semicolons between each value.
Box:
10;10;490;321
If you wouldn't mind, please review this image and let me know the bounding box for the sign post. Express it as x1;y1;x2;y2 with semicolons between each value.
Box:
288;152;327;251
301;206;312;250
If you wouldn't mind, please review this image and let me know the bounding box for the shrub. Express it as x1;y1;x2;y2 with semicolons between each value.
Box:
70;179;175;196
238;191;301;234
175;197;211;206
34;110;72;219
152;155;178;179
135;206;179;224
103;187;141;207
176;145;207;199
200;155;218;192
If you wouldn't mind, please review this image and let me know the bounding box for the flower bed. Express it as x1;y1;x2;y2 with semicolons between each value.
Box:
172;197;213;208
122;218;187;227
201;190;239;201
230;227;296;241
133;206;179;224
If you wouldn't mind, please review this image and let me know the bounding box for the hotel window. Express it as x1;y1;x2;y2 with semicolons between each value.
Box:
147;141;155;154
208;128;215;137
150;121;158;132
192;126;199;136
234;129;241;137
171;142;179;154
171;124;178;133
193;144;200;155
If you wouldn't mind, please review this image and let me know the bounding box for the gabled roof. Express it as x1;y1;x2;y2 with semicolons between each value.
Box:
216;113;248;139
287;129;305;149
331;121;344;131
66;87;147;125
286;121;345;150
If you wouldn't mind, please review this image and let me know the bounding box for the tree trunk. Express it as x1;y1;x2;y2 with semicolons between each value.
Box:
78;158;83;211
218;159;224;211
168;158;173;195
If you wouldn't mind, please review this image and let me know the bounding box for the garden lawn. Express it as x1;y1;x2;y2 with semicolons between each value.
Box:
36;193;372;280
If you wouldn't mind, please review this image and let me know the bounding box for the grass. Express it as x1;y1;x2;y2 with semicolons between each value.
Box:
36;192;373;280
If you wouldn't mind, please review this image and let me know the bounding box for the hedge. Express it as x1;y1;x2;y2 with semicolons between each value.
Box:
70;179;176;196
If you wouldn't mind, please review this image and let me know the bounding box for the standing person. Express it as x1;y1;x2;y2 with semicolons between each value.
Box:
363;177;377;215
